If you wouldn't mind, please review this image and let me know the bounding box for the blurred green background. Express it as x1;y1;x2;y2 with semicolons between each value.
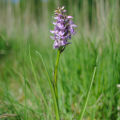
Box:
0;0;120;120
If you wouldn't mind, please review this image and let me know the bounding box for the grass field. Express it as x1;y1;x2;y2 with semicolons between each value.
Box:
0;0;120;120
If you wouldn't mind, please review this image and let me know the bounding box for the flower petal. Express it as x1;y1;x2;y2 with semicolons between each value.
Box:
67;16;73;19
50;30;55;34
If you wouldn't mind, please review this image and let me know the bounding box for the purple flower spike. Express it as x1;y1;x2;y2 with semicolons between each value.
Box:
50;6;77;49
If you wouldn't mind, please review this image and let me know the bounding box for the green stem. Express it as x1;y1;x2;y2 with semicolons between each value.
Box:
54;50;61;105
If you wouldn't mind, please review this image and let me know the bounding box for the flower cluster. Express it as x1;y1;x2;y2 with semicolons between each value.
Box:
50;6;77;49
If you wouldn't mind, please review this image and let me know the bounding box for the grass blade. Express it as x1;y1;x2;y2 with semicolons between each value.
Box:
36;51;60;120
79;66;97;120
29;46;48;110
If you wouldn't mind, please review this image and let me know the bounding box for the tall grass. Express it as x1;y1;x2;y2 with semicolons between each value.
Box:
0;0;120;120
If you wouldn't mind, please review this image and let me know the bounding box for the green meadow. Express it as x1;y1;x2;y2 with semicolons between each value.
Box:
0;0;120;120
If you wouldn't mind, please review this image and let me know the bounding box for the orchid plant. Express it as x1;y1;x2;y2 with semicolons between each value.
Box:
50;6;77;119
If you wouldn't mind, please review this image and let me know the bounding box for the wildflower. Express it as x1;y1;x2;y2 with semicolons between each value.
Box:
50;6;77;49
